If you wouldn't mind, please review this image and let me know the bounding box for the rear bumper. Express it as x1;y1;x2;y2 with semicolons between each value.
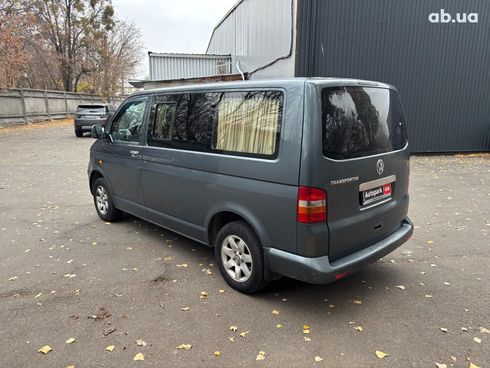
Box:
264;217;413;284
74;119;108;130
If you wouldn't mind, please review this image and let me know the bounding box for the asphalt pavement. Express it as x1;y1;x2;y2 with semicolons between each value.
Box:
0;120;488;368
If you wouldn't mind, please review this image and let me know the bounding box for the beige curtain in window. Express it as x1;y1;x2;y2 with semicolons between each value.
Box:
216;94;280;155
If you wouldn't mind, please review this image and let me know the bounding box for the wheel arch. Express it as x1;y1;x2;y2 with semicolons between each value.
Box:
206;205;270;249
89;169;113;195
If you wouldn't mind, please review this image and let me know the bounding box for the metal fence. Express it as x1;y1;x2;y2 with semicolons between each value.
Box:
0;88;127;126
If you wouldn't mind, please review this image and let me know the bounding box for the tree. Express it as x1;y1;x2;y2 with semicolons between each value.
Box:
27;0;115;92
92;20;142;99
0;3;33;87
0;0;142;95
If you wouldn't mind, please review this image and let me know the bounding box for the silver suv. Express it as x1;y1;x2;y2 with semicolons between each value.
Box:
74;104;115;137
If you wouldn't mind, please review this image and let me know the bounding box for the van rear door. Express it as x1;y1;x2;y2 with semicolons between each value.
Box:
301;82;410;262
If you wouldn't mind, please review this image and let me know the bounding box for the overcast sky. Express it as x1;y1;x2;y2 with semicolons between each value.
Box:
113;0;238;78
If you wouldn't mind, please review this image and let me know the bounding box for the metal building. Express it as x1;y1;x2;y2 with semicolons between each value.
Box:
131;52;243;90
148;53;232;80
206;0;490;152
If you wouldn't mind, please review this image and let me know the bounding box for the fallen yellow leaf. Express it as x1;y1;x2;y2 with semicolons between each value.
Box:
315;356;324;362
66;365;75;368
219;289;225;293
200;291;208;299
480;327;489;334
395;285;406;290
214;351;221;357
473;337;481;344
272;309;279;315
135;339;147;347
375;351;389;359
469;364;481;368
177;344;192;350
177;263;188;268
440;327;448;332
303;329;310;335
105;345;115;352
239;331;249;338
303;324;310;329
276;324;283;328
38;345;52;354
133;352;144;361
181;307;190;311
256;351;265;361
65;337;76;344
354;326;363;332
352;300;362;304
435;363;447;368
230;325;238;332
304;336;311;342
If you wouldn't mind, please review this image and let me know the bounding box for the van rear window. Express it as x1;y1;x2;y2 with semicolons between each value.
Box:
321;87;407;160
77;105;106;113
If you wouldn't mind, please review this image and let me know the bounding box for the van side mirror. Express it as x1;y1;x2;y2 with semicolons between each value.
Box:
91;124;107;139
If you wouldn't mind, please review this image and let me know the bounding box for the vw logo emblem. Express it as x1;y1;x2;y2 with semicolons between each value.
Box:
376;159;385;175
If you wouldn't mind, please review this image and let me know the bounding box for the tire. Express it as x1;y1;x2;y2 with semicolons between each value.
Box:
92;177;122;222
75;128;83;137
215;221;268;294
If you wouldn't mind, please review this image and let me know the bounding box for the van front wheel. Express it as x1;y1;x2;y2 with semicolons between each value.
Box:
92;178;122;222
215;221;267;294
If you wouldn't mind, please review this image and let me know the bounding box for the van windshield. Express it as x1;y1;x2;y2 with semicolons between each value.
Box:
321;86;407;160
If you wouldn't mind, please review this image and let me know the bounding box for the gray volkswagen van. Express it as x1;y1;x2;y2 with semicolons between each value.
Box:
88;78;413;293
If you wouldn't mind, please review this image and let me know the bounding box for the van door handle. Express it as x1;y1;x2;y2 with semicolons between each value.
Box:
130;150;139;157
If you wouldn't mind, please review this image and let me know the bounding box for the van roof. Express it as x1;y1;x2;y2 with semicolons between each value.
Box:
130;78;396;97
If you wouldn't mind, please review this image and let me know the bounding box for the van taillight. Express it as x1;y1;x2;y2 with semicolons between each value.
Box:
297;186;327;223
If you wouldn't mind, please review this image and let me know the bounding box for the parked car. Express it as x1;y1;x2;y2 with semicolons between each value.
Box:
74;103;115;137
87;78;413;293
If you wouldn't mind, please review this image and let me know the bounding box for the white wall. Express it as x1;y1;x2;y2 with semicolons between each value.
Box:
206;0;297;79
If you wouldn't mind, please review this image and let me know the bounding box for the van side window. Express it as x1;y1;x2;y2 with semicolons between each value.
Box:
152;102;176;140
147;90;283;158
148;93;220;151
213;91;283;157
110;98;148;143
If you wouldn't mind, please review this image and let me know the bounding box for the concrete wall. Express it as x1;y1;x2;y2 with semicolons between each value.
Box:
0;88;126;126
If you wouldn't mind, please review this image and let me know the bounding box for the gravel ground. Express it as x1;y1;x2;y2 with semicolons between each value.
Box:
0;121;488;368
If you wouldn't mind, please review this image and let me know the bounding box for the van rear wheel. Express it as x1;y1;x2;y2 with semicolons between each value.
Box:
215;221;267;294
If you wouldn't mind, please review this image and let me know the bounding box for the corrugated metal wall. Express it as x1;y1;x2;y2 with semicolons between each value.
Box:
149;54;232;81
206;0;295;77
297;0;490;152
